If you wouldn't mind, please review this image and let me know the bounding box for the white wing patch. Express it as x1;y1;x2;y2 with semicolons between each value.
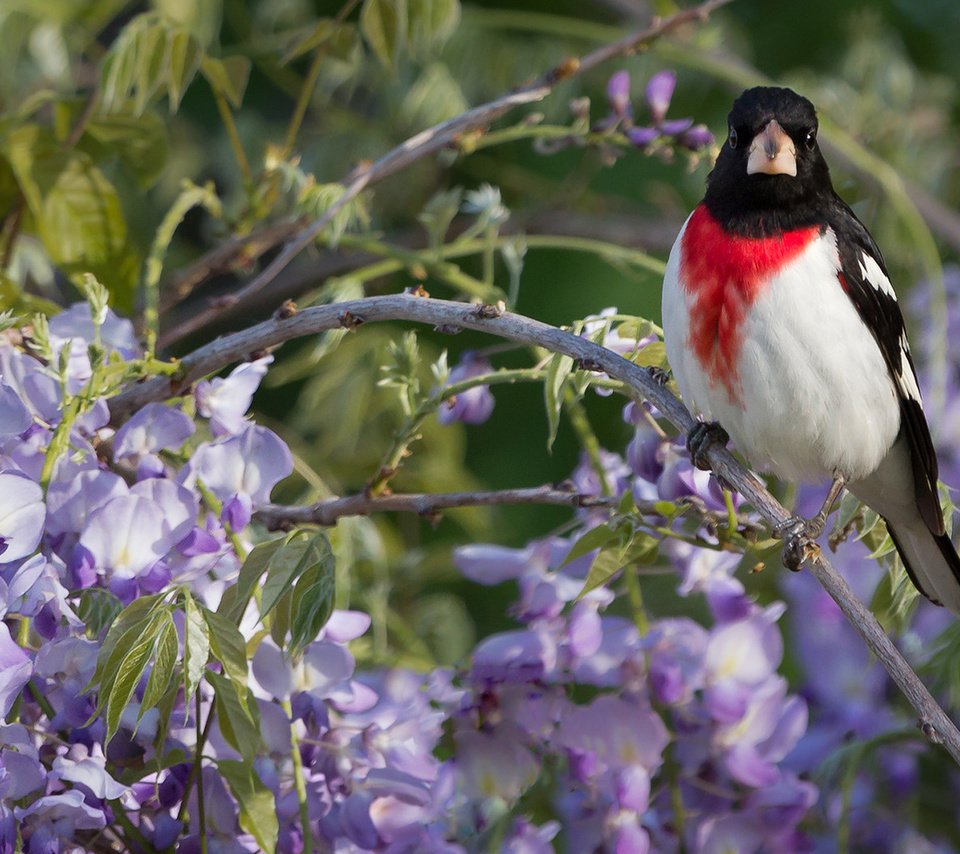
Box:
856;249;923;404
858;251;896;298
896;331;923;403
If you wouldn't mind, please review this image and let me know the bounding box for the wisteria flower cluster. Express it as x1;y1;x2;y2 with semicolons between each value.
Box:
601;70;715;152
2;290;959;852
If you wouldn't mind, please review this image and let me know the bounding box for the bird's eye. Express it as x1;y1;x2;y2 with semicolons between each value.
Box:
728;127;738;149
805;129;816;150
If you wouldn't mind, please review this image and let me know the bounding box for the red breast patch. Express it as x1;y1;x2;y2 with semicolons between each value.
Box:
680;204;818;402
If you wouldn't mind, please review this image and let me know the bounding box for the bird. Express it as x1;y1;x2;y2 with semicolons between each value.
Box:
660;85;960;614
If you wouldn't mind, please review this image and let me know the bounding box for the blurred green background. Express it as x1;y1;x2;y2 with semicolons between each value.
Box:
3;0;960;663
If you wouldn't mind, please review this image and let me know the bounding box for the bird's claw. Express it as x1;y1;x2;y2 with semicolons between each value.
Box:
647;365;670;386
774;516;821;571
686;421;729;471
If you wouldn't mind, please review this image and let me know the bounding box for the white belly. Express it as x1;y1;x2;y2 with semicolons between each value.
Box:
662;222;900;483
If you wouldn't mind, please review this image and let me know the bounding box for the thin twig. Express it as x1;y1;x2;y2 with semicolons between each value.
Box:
107;293;960;764
156;0;733;348
158;217;308;317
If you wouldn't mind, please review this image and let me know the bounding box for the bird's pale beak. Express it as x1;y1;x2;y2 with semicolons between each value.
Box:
746;119;797;177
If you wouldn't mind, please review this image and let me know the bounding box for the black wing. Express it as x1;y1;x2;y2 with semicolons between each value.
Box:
827;196;944;536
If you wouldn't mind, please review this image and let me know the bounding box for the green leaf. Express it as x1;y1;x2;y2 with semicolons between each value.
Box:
4;126;137;310
206;669;260;763
218;759;279;853
100;13;203;115
288;544;337;657
103;609;171;743
132;22;169;114
544;351;574;452
631;341;667;369
361;0;407;68
621;531;659;566
261;531;333;621
183;594;210;700
138;613;179;725
269;589;293;650
86;593;167;691
203;607;250;712
167;29;204;108
578;542;629;600
76;588;123;639
407;0;460;56
81;110;170;190
217;537;285;624
200;55;251;109
418;186;463;252
561;524;621;568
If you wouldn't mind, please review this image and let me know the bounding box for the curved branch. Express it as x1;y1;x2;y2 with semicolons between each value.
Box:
156;0;732;348
109;293;960;763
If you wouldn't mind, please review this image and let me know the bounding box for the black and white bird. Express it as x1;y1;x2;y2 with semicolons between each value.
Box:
661;85;960;614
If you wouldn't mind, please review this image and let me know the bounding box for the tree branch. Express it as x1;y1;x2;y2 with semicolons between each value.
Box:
255;483;763;532
256;485;612;528
108;292;960;763
156;0;732;349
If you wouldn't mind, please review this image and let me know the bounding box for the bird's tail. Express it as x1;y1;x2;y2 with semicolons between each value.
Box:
887;520;960;615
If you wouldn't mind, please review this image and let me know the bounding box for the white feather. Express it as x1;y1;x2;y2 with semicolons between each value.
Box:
663;222;899;483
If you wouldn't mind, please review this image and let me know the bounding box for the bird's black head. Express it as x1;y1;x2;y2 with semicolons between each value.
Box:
704;86;835;236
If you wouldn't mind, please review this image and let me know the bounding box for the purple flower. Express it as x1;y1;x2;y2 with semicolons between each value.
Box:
606;71;631;117
45;469;127;561
113;402;195;461
77;493;171;581
696;814;763;854
471;628;555;683
627;126;660;148
453;542;544;585
556;695;669;774
681;123;715;150
0;382;31;437
48;302;139;359
437;352;495;425
51;743;128;800
454;723;539;800
0;344;60;424
15;790;106;848
704;607;784;719
5;554;79;630
646;617;708;705
195;356;272;437
0;724;46;799
645;70;676;123
504;818;561;854
183;424;293;509
0;470;44;563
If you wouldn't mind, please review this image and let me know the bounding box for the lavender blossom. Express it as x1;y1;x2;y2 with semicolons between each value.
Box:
183;424;293;509
645;70;676;123
0;470;44;562
195;356;273;437
113;401;195;468
437;351;495;425
606;70;631;117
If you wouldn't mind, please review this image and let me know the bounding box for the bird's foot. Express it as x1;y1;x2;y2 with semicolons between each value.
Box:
686;421;729;471
774;516;819;571
774;476;846;571
647;365;670;386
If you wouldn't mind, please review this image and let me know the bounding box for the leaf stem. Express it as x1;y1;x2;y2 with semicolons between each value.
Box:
282;698;313;850
195;690;208;854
